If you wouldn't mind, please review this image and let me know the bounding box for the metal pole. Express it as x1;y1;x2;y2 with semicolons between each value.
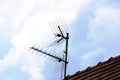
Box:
64;33;69;80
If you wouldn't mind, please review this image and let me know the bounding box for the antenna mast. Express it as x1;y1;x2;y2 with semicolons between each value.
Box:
30;20;69;80
64;33;69;79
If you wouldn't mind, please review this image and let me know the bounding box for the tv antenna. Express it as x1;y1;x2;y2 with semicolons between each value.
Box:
30;18;70;80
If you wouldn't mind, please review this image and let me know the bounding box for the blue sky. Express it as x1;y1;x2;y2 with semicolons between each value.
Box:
0;0;120;80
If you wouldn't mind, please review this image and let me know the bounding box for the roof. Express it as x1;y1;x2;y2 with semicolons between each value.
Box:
65;55;120;80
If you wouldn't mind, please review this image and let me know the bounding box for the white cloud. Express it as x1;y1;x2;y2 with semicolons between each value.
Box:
81;47;105;64
88;4;120;41
0;0;90;80
80;1;120;66
87;6;120;53
21;55;45;80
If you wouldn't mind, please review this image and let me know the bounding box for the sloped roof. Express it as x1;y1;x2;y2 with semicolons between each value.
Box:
65;55;120;80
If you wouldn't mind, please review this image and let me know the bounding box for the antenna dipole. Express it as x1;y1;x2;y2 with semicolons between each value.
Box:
30;22;70;80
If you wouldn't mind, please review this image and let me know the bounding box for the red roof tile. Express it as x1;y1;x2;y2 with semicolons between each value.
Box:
65;55;120;80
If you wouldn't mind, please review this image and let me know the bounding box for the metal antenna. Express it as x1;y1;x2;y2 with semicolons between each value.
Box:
30;19;70;80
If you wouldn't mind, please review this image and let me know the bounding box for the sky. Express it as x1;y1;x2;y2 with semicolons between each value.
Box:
0;0;120;80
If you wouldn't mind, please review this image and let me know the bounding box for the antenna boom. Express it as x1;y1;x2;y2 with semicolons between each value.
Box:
30;47;68;63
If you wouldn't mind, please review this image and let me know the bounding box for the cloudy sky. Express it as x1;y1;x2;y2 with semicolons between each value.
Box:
0;0;120;80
